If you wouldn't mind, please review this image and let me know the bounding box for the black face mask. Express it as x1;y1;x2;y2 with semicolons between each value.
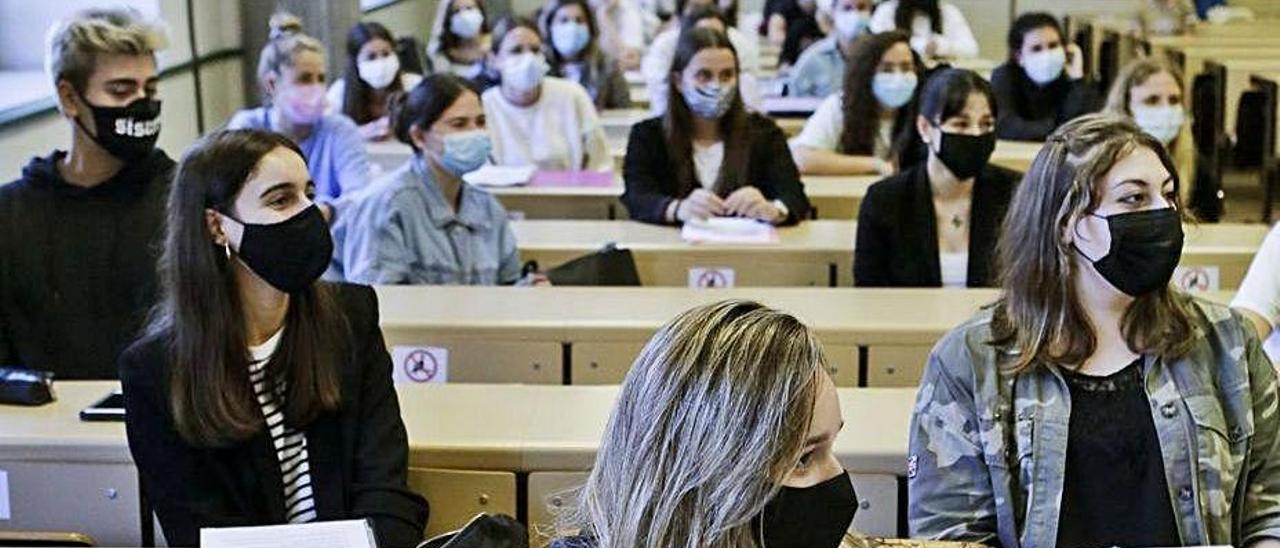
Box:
756;471;859;548
931;127;996;180
228;205;333;293
1076;207;1184;297
74;93;162;162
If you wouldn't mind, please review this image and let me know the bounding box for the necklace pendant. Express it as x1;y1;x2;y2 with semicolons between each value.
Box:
951;214;963;229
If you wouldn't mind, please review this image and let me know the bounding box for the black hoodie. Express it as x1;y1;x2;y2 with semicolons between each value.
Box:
0;149;175;379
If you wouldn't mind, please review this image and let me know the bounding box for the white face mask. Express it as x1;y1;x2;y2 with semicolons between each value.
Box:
1132;105;1184;145
450;8;485;39
501;52;548;93
832;9;870;41
357;54;400;89
1021;46;1066;85
551;21;592;58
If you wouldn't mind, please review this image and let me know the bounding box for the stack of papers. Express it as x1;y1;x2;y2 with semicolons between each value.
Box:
681;217;780;244
463;165;537;187
202;520;376;548
529;170;617;188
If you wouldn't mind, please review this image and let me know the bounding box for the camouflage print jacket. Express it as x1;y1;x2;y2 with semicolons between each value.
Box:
907;298;1280;547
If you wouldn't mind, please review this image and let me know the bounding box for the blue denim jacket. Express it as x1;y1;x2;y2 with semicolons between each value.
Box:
329;157;521;285
908;297;1280;547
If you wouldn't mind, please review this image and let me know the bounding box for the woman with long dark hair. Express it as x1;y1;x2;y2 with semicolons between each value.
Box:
855;68;1018;288
121;129;428;546
623;27;808;225
540;0;632;110
991;12;1098;141
326;21;424;141
908;114;1280;546
792;31;919;176
868;0;977;60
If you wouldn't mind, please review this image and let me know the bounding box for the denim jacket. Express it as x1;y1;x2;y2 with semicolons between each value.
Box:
908;297;1280;547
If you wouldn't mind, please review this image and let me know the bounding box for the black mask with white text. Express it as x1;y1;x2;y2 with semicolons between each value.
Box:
228;205;332;293
755;471;859;548
74;93;162;162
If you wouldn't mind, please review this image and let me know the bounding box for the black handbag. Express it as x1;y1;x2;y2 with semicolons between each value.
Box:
525;243;642;286
0;367;55;406
417;514;528;548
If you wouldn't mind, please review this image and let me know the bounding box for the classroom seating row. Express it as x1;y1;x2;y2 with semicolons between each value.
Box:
0;382;914;546
507;220;1265;288
375;286;1236;389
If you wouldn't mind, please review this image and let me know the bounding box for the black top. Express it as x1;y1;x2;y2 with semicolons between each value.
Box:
853;163;1019;287
1057;358;1181;547
121;283;429;547
990;62;1102;141
622;113;810;225
0;149;175;379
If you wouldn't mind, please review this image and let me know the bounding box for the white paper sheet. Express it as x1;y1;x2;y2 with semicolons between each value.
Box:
680;217;780;244
462;164;536;187
201;519;376;548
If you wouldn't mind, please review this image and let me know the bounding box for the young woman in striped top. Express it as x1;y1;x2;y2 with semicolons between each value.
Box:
121;129;428;546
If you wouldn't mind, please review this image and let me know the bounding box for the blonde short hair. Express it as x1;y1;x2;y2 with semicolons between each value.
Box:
46;7;168;93
256;12;325;86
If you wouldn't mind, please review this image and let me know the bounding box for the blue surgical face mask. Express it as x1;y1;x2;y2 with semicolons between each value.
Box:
681;82;736;119
871;72;917;109
551;21;592;58
434;129;491;177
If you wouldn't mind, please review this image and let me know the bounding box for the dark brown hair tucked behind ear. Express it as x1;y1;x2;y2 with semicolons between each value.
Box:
990;113;1195;373
147;129;347;447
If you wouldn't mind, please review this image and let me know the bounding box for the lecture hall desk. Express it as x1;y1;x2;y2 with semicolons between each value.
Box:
0;382;915;544
511;220;1264;289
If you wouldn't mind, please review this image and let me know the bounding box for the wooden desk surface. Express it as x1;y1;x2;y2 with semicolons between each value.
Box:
0;382;917;475
512;219;855;253
1175;45;1280;81
990;140;1042;172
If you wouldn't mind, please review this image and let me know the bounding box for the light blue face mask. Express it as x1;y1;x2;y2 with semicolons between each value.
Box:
681;83;736;119
551;21;592;58
871;72;918;109
436;129;491;177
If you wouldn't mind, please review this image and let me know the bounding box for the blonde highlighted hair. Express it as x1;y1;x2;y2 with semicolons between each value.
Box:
1103;57;1197;201
256;12;325;93
991;113;1196;373
553;300;829;548
45;7;168;93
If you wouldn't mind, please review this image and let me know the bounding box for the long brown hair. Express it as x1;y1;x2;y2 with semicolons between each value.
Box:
556;300;825;548
991;113;1196;373
664;24;750;197
340;21;407;124
838;31;918;157
148;129;346;447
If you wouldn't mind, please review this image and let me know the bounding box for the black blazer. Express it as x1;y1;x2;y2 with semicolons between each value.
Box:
120;283;428;547
991;62;1101;142
854;163;1020;287
622;113;810;224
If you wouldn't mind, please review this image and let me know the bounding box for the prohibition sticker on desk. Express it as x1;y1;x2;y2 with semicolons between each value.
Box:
391;346;448;384
1173;265;1220;292
689;267;735;288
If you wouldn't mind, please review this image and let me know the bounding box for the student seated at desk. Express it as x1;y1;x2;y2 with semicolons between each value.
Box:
483;16;613;171
623;27;809;225
121;129;428;547
991;12;1099;142
908;114;1280;547
788;0;874;99
552;300;859;548
641;1;762;115
1103;58;1195;203
855;69;1017;288
326;21;424;142
0;7;174;379
868;0;978;61
541;0;632;110
791;31;919;176
227;13;372;201
427;0;492;84
333;74;532;286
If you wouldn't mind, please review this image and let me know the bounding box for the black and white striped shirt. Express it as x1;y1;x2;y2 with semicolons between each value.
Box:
249;330;317;524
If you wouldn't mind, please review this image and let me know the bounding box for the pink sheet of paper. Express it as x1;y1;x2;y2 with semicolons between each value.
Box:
529;170;616;188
